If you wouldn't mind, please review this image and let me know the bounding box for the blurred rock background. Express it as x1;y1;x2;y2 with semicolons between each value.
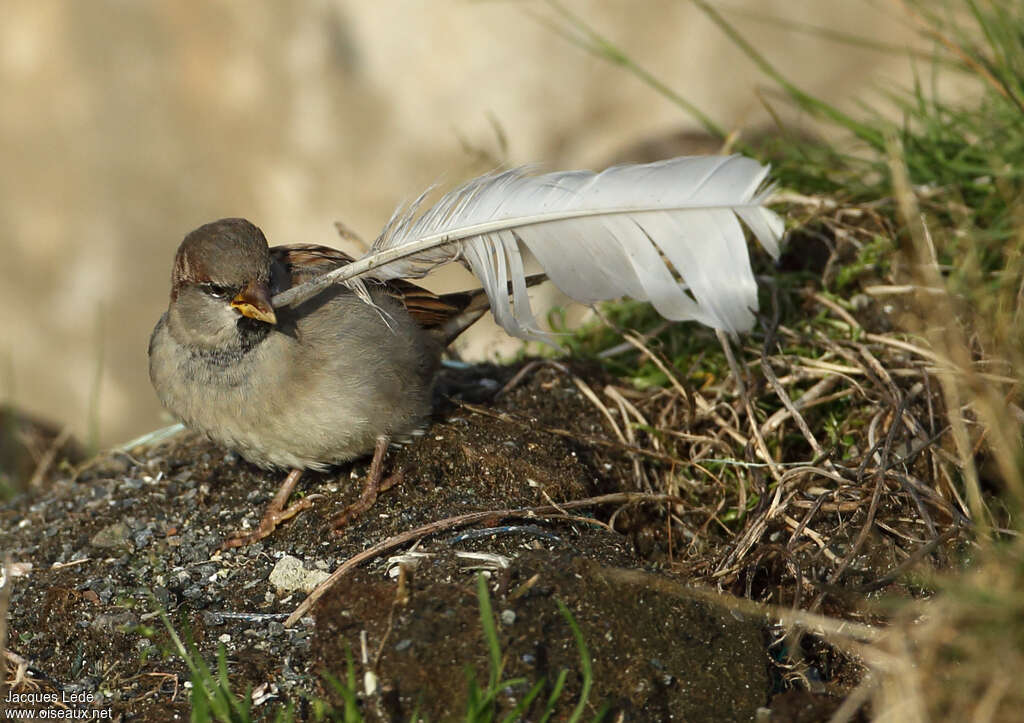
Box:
0;1;929;448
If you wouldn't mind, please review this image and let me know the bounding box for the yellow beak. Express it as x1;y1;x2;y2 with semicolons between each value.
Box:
230;280;277;325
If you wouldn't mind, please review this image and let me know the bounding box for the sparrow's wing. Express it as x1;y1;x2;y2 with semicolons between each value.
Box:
271;243;473;331
271;155;784;340
270;244;358;284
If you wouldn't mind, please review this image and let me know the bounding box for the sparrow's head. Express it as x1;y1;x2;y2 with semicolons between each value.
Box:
167;218;277;349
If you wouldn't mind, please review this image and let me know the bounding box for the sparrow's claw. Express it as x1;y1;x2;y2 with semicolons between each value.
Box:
331;471;404;533
331;435;404;534
222;470;321;549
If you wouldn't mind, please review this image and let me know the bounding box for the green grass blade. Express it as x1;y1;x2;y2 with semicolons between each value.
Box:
541;0;726;139
500;679;546;723
556;600;593;723
538;669;569;723
476;574;503;693
690;0;886;147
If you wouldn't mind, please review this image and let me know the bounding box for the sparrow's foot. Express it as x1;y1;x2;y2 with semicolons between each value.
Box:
223;469;321;549
4;650;37;690
331;436;403;533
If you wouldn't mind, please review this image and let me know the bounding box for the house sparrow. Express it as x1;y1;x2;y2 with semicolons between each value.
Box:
149;218;489;546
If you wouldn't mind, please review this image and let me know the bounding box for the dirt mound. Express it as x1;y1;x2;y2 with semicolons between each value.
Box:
1;361;775;720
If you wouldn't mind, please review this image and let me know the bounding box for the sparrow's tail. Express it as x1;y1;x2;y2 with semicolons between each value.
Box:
436;273;548;345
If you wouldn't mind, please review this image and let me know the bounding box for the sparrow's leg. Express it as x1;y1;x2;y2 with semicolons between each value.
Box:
331;435;403;532
223;469;321;548
5;650;37;690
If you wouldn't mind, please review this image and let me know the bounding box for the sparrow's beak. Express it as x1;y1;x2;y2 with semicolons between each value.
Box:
230;280;277;325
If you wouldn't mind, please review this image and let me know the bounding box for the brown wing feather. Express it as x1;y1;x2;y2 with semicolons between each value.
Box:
270;243;473;330
271;243;358;283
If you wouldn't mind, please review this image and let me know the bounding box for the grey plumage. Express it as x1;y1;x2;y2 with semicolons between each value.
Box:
149;220;442;470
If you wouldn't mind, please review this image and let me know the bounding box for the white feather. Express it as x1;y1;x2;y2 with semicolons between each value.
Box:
271;155;784;337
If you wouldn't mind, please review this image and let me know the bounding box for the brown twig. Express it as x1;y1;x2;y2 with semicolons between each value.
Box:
761;309;835;470
27;426;74;489
285;492;684;626
592;562;881;644
717;329;782;482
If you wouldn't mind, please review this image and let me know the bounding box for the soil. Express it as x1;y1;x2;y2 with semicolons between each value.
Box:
1;361;778;721
2;225;967;721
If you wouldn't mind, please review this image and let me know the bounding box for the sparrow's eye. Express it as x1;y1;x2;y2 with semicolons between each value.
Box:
202;284;234;299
